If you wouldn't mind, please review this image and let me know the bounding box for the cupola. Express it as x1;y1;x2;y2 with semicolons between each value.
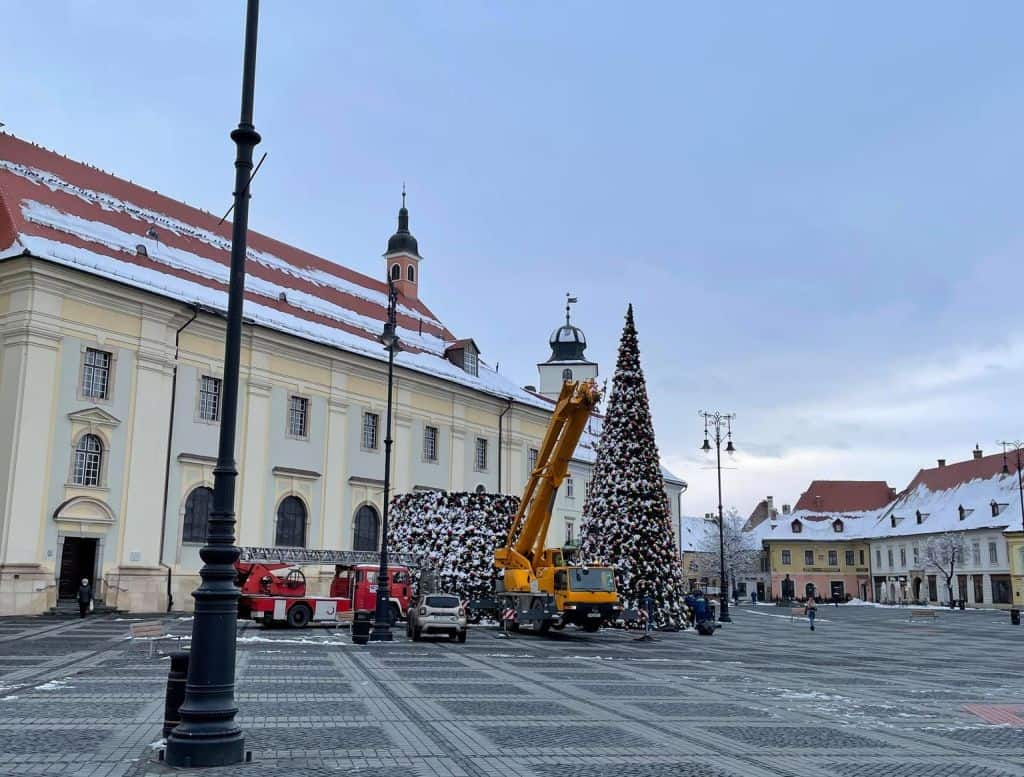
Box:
384;187;421;301
535;293;599;399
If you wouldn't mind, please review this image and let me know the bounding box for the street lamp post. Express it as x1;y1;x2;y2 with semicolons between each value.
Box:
700;411;736;624
370;280;401;641
165;0;260;767
1000;441;1024;534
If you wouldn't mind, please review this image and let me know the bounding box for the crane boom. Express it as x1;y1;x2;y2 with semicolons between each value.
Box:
496;380;601;573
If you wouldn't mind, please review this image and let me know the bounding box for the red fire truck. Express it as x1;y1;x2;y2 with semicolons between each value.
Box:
235;546;418;628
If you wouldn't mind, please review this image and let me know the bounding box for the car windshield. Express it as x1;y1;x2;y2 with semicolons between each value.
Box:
425;595;460;609
569;568;615;592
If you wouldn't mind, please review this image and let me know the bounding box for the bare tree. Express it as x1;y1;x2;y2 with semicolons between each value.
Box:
693;508;760;592
923;532;968;607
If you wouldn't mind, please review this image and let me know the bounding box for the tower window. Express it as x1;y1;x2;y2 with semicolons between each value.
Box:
562;368;573;381
407;265;415;282
390;263;401;281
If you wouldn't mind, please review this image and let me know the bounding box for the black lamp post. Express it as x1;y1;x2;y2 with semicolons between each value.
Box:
1000;441;1024;534
370;280;401;641
165;0;260;767
700;410;735;623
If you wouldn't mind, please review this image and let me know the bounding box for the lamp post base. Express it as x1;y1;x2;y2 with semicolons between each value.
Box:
368;624;393;641
718;614;732;623
165;728;245;768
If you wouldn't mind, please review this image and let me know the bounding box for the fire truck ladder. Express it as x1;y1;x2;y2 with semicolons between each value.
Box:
237;546;421;568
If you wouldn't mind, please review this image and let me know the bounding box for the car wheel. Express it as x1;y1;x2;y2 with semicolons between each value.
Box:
457;630;467;643
287;604;312;629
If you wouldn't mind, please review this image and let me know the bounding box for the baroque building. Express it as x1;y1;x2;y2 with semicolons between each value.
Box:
0;134;683;615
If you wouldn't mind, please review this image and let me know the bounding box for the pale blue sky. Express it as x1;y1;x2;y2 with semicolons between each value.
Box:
4;2;1022;513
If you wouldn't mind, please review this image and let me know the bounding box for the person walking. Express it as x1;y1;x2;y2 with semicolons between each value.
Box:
805;588;818;631
77;578;92;618
750;590;757;607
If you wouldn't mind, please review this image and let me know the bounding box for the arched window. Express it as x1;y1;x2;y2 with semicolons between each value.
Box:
475;484;486;495
183;487;214;544
353;505;380;551
561;368;573;381
790;519;802;534
275;496;307;547
390;263;401;281
407;265;415;282
73;434;103;486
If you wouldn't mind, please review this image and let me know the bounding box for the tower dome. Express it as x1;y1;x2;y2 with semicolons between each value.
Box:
546;294;587;362
386;189;420;257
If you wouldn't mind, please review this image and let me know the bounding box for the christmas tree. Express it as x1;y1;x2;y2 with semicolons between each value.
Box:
387;491;520;601
579;304;689;628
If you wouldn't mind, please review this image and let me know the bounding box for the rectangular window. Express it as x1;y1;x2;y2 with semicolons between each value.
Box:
198;375;222;421
528;447;539;473
423;425;438;461
362;411;379;450
565;477;575;499
565;521;574;545
804;549;814;566
474;437;488;471
927;575;937;601
988;541;998;566
463;351;478;376
81;348;112;399
972;575;984;603
288;395;309;438
887;549;894;568
828;550;838;566
781;550;791;565
899;547;906;567
972;542;981;567
992;575;1012;604
912;545;919;566
845;550;854;566
859;549;865;565
876;549;882;568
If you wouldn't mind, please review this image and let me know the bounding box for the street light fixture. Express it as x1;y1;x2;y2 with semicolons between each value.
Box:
1000;441;1024;534
370;280;401;641
165;0;260;766
700;410;736;623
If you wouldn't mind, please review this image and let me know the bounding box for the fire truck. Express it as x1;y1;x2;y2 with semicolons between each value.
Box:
235;546;419;628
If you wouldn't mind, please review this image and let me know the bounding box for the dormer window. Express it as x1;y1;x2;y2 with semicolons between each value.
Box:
958;504;972;521
445;339;481;377
915;510;928;525
464;351;478;376
890;515;904;528
991;500;1008;517
832;519;843;533
791;519;802;534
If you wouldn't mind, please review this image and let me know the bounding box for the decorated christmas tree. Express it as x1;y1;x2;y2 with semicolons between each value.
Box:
387;491;520;601
579;304;689;628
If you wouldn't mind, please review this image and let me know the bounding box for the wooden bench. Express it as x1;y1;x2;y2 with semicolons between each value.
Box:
908;609;938;622
125;620;179;657
789;607;807;623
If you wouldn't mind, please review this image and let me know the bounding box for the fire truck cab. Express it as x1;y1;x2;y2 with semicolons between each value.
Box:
235;547;416;628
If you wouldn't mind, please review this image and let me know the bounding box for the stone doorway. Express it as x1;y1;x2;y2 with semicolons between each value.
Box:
58;537;97;600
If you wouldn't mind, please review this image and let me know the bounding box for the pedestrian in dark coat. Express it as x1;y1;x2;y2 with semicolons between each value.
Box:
805;588;818;631
77;578;92;618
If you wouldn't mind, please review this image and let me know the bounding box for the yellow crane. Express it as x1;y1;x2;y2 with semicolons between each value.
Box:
494;380;621;633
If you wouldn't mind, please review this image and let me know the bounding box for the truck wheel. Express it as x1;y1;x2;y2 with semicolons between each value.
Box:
287;604;312;628
537;621;551;635
582;621;600;633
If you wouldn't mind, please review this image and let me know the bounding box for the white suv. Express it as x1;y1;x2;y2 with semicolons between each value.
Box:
407;594;468;642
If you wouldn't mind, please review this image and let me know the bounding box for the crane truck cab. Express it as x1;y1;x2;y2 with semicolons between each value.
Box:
493;380;622;634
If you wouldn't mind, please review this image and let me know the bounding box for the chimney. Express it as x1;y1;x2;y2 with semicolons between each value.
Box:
973;444;983;460
766;496;774;510
937;459;946;468
782;504;791;515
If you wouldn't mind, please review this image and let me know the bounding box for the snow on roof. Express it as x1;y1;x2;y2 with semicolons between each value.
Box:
0;134;551;410
678;515;702;552
869;452;1022;539
754;508;886;542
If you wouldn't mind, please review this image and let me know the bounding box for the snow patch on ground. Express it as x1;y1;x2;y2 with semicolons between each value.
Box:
743;609;832;623
236;635;345;645
34;679;72;691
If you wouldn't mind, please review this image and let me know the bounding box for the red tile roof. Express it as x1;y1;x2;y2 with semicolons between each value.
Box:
793;480;895;513
903;450;1021;494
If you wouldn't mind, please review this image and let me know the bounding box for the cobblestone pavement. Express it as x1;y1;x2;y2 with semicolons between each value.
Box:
1;604;1023;776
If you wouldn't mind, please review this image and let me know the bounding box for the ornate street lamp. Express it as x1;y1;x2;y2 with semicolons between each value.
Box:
370;280;401;641
165;0;260;766
700;410;736;623
1000;441;1024;534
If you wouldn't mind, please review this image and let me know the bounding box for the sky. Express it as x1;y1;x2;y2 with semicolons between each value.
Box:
3;2;1022;516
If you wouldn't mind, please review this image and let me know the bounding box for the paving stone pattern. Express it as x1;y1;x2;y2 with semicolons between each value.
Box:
0;605;1022;776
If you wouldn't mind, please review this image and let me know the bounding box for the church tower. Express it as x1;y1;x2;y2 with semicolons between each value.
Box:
536;294;599;398
384;188;421;300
